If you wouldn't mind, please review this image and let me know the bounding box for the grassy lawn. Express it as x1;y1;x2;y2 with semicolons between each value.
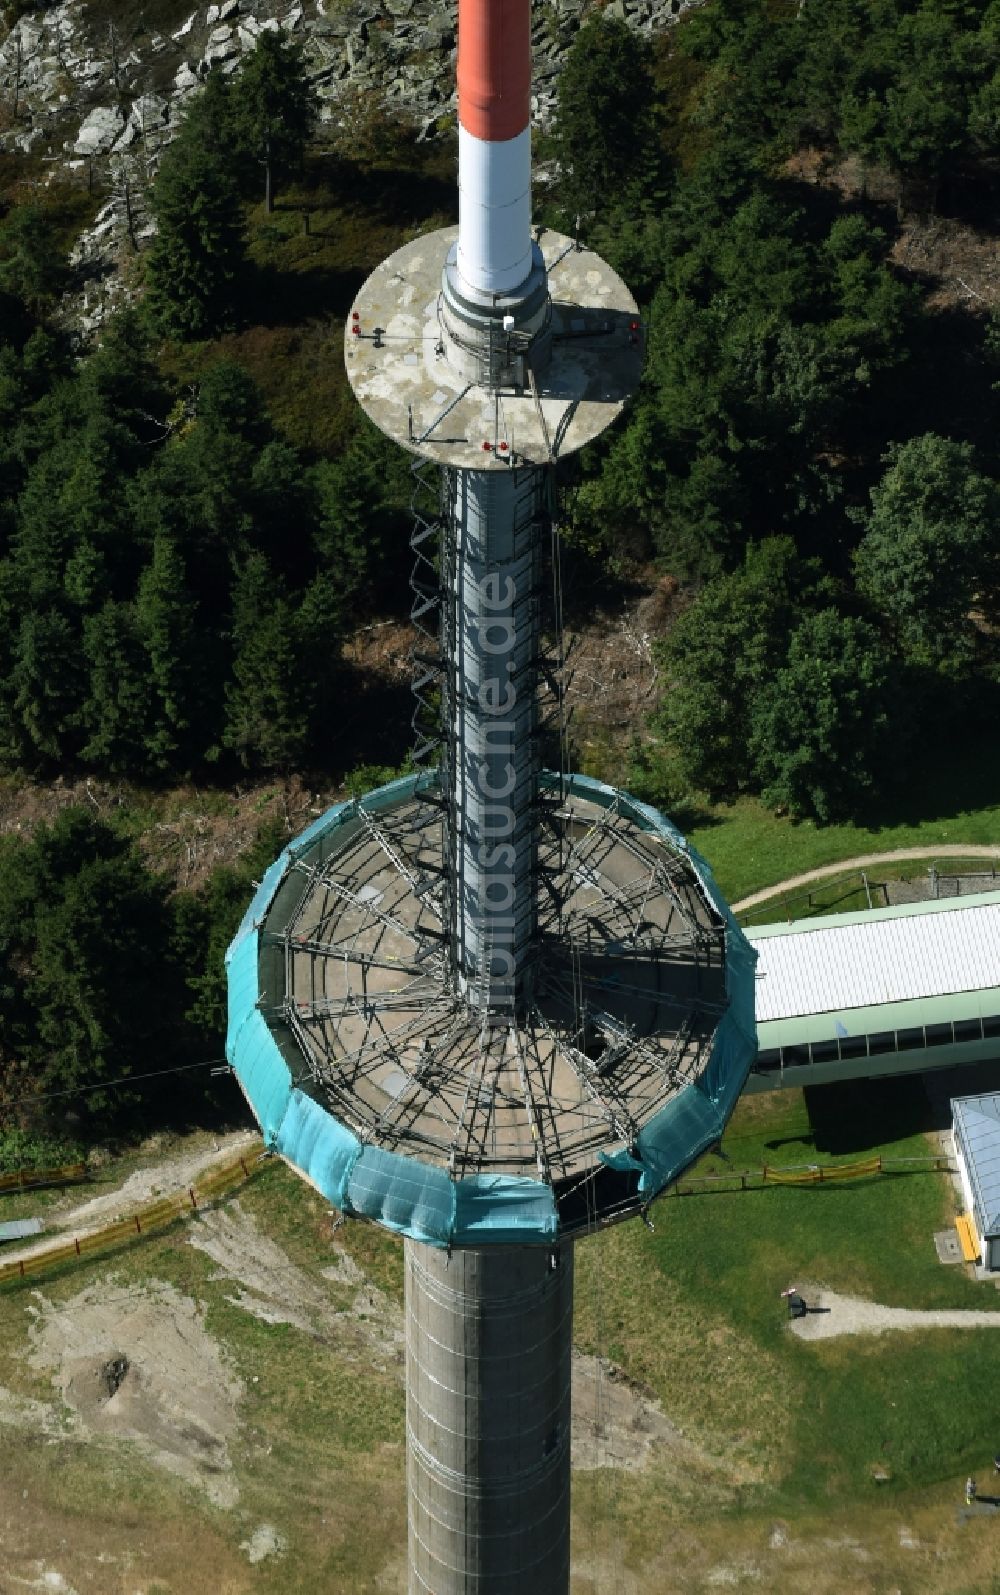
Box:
736;855;1000;925
0;1164;406;1595
576;1077;1000;1534
683;1083;973;1312
0;1176;90;1228
235;1157;405;1305
1;1102;999;1590
687;740;1000;904
0;1128;236;1226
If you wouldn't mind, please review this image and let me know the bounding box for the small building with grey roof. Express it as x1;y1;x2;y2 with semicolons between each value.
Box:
952;1094;1000;1270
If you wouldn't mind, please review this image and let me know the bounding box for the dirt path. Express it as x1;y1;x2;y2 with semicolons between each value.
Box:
732;845;1000;914
789;1286;1000;1340
0;1129;259;1269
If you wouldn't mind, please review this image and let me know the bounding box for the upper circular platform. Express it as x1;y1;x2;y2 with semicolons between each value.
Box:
344;226;643;471
226;774;758;1247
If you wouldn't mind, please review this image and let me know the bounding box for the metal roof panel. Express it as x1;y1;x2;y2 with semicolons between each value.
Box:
953;1094;1000;1235
749;899;1000;1022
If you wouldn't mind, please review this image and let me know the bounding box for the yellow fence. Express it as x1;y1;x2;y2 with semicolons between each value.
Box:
0;1138;266;1288
0;1142;949;1285
761;1156;884;1185
0;1161;89;1194
670;1153;951;1196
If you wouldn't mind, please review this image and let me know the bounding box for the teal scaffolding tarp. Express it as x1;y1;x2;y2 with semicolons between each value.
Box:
225;772;757;1246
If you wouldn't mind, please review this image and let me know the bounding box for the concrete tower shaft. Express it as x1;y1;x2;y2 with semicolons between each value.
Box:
406;1240;573;1595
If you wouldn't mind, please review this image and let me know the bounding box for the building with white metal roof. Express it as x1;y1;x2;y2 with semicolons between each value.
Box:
745;890;1000;1091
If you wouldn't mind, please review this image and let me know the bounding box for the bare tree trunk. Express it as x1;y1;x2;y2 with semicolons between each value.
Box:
107;21;124;97
122;164;137;251
12;34;24;122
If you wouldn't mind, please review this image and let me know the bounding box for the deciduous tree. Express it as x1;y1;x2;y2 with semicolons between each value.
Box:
657;538;830;796
853;434;1000;674
749;609;904;821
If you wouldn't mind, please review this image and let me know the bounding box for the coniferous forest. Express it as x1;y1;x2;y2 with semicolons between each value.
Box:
2;0;1000;1150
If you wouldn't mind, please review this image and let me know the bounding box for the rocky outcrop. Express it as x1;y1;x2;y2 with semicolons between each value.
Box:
0;0;699;335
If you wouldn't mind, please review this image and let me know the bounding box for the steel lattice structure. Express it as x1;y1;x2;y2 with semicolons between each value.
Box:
262;780;727;1216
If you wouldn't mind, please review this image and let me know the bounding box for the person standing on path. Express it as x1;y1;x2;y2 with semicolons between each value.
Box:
966;1476;978;1505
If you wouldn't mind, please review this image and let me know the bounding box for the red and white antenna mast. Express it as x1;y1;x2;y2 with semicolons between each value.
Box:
455;0;533;294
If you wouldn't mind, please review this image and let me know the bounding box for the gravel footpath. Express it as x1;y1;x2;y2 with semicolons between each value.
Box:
732;844;1000;914
0;1130;259;1268
789;1286;1000;1340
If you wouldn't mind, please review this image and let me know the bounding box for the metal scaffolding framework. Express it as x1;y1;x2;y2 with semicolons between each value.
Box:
259;783;729;1233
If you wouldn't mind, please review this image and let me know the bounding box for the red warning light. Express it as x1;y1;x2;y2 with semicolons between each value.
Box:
351;324;361;336
351;310;360;320
498;441;509;453
482;441;493;452
629;320;640;332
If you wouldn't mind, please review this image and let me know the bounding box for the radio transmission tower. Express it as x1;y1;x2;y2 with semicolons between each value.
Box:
227;4;757;1587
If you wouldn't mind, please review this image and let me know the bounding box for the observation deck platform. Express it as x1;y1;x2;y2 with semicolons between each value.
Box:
226;773;757;1246
344;226;643;470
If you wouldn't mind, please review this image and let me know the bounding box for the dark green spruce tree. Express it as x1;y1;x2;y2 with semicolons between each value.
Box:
135;535;204;773
229;32;317;212
552;15;658;223
0;810;171;1123
144;86;247;339
223;552;309;769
